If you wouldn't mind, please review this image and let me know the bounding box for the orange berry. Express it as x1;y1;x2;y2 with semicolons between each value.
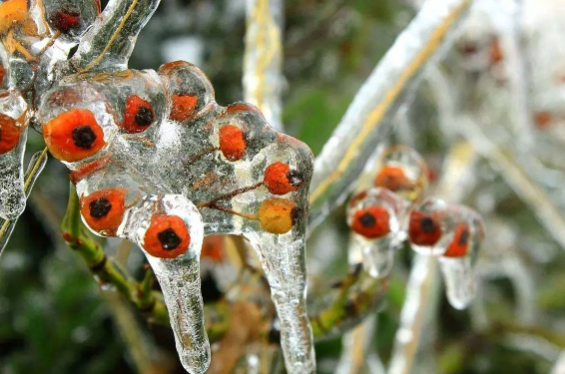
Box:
0;65;5;86
43;109;106;162
170;94;197;122
374;166;412;192
80;188;127;236
444;224;469;258
258;198;299;235
143;215;191;259
350;206;390;239
264;162;303;195
490;38;504;65
0;0;27;35
219;125;246;161
408;210;442;246
534;111;552;130
0;113;22;154
122;95;155;133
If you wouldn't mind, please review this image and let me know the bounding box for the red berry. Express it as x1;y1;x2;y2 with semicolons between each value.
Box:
219;125;246;161
0;113;22;154
50;10;80;34
170;94;197;122
350;206;391;239
444;224;469;258
143;215;191;259
264;162;303;195
122;95;155;133
408;210;442;246
374;166;412;192
80;188;128;236
43;109;106;162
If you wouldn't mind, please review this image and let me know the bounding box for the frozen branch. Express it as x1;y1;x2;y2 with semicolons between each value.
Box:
309;0;473;228
244;0;285;130
71;0;161;73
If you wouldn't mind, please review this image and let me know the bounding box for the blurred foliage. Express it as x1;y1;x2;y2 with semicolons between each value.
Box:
1;1;564;374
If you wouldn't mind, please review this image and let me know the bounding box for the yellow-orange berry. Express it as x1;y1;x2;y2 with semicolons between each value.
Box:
0;113;22;154
374;166;412;192
170;94;197;122
0;0;27;35
43;109;106;162
219;125;246;161
143;215;191;259
350;206;390;239
264;162;303;195
80;188;128;236
258;198;299;235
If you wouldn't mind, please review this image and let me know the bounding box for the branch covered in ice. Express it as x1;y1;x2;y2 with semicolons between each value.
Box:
71;0;161;73
244;0;284;130
309;0;473;228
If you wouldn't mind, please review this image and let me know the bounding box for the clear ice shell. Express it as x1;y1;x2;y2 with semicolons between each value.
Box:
373;145;429;202
407;198;450;256
120;195;210;374
347;188;407;278
38;62;316;374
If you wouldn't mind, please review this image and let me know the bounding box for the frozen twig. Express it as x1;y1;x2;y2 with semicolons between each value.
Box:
336;318;377;374
309;0;473;228
552;351;565;374
388;142;477;374
71;0;161;73
244;0;284;130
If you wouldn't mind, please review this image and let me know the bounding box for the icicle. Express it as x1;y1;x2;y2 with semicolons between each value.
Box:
0;150;48;256
0;91;29;220
121;194;210;374
347;188;406;278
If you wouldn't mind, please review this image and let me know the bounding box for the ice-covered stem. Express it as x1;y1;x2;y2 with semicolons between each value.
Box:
310;265;388;341
244;0;284;130
551;351;565;374
461;116;565;250
60;184;169;325
71;0;161;73
335;318;377;374
388;142;477;374
308;0;473;228
0;149;48;257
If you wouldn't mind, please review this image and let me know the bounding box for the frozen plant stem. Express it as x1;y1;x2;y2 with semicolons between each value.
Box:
388;142;477;374
61;184;170;325
309;0;474;228
244;0;285;130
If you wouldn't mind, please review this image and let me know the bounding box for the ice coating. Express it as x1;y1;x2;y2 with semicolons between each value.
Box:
408;198;485;309
347;188;406;278
38;61;315;374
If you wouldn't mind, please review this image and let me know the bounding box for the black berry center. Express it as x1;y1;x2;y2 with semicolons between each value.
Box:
89;197;112;218
287;170;304;187
419;217;436;233
458;228;469;245
72;125;97;149
359;213;376;228
135;106;154;127
158;228;182;250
